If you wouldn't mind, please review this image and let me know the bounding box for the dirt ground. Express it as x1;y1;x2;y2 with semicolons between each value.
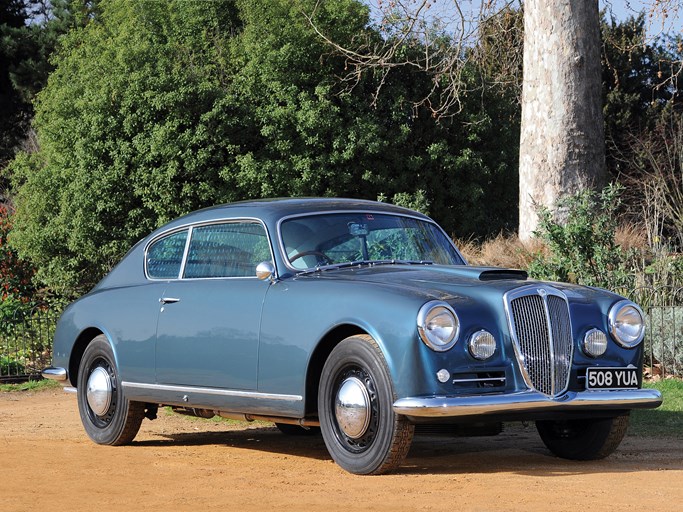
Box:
1;388;682;512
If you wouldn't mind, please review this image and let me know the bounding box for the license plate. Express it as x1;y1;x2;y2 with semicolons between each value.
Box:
586;367;639;390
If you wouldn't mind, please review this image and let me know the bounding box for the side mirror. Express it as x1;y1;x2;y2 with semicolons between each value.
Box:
256;261;276;281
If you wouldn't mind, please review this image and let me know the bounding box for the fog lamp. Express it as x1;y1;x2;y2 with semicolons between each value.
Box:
468;330;497;360
583;328;608;357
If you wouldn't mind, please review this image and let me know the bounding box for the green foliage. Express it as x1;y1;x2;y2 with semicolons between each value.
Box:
0;355;24;376
0;296;25;334
528;184;634;291
8;0;519;296
601;13;683;179
0;1;98;167
646;306;683;376
0;204;35;301
378;190;431;216
9;0;242;294
0;0;30;167
0;299;58;377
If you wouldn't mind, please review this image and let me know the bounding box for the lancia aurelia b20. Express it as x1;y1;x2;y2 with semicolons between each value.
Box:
43;198;662;474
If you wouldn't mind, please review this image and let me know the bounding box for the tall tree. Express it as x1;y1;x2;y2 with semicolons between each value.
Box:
0;0;98;170
0;0;28;168
518;0;605;240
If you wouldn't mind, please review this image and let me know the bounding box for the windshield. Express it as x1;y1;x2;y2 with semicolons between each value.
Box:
280;212;465;270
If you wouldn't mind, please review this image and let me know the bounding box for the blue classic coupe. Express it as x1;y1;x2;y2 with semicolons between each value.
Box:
43;198;661;474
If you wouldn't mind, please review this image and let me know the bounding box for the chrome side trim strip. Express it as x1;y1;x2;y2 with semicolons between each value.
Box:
393;388;663;418
41;367;67;381
122;382;303;402
451;377;506;384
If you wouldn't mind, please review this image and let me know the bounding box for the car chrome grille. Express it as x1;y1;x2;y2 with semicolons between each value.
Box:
506;287;573;397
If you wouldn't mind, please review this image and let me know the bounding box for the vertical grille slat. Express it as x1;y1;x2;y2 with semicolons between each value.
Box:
507;288;573;397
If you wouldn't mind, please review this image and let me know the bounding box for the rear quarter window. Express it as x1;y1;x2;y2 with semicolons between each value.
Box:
146;229;188;279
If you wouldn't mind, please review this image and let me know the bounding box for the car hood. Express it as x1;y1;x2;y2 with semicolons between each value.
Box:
297;264;617;303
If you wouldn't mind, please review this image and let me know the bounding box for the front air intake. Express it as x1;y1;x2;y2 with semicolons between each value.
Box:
505;287;573;397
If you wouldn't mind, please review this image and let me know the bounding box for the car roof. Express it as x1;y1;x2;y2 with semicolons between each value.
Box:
151;198;432;237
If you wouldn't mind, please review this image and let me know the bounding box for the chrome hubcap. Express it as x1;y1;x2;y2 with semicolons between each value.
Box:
86;366;113;417
335;376;371;439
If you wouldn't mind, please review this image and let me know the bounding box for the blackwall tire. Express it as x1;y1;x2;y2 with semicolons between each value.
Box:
76;335;145;445
318;335;414;475
536;413;630;460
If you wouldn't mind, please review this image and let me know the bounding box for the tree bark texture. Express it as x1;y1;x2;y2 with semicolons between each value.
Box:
518;0;605;240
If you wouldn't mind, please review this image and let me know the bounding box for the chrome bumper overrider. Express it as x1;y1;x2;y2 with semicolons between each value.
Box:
392;389;663;418
41;366;67;381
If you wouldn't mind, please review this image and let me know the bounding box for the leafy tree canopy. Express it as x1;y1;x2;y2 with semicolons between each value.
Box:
8;0;520;295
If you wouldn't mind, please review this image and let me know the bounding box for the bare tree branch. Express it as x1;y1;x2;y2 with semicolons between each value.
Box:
303;0;523;117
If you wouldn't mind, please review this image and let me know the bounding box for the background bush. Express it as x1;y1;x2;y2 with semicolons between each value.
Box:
6;0;520;296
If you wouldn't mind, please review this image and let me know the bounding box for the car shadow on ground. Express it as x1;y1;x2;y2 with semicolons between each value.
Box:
134;425;332;461
131;422;683;475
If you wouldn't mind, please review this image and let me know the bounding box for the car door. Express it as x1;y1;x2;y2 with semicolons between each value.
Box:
154;220;272;390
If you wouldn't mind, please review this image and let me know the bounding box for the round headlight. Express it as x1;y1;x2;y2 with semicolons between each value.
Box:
468;330;497;360
417;301;459;351
583;328;607;357
608;301;645;348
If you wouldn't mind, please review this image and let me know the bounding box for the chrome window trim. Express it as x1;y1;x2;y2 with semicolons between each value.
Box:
177;225;193;279
144;217;277;282
275;209;467;273
503;284;575;397
122;381;302;402
144;227;191;281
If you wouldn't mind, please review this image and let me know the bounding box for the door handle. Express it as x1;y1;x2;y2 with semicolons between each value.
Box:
159;297;180;305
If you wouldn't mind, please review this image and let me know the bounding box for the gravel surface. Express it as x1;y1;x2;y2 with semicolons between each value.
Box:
2;388;682;511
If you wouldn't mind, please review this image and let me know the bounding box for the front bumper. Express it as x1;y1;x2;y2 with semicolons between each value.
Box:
393;388;662;418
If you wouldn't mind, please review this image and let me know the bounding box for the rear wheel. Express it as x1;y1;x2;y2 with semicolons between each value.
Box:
77;335;145;445
318;335;414;475
536;413;630;460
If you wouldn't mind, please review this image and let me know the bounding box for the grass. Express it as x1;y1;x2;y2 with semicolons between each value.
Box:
0;378;60;393
629;379;683;437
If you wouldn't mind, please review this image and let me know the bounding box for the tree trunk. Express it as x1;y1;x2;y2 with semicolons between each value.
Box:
518;0;605;240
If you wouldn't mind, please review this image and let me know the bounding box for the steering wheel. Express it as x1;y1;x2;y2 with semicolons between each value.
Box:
289;250;333;266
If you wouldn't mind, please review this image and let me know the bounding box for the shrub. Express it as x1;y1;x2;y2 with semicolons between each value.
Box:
0;356;25;376
0;204;35;301
527;184;635;292
643;305;683;376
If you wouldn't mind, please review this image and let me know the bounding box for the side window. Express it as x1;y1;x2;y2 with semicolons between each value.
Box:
146;229;188;279
184;222;270;278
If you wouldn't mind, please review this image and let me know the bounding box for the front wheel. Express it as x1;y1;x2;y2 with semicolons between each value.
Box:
77;335;145;445
536;413;630;460
318;335;414;475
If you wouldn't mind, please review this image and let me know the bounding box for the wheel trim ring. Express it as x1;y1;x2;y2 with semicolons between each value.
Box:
86;365;113;417
335;376;372;439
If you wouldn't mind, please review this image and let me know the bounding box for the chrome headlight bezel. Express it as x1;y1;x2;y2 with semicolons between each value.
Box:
608;300;645;348
417;301;460;352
